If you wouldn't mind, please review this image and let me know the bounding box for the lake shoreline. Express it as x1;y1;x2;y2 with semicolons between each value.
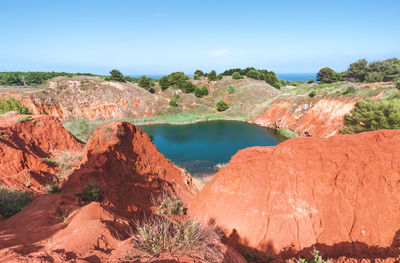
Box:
133;116;251;126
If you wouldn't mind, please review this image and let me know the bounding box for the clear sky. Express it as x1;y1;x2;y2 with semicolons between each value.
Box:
1;0;399;75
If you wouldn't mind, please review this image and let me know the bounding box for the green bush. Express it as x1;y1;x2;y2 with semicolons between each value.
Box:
193;74;200;80
296;249;329;263
208;70;217;81
45;178;61;193
159;76;170;90
194;86;209;98
342;86;356;95
194;70;204;76
43;157;57;167
394;78;400;90
18;115;36;123
228;85;236;94
129;216;222;260
316;67;341;83
309;90;317;97
232;72;242;80
246;69;261;80
155;193;185;216
0;97;30;114
307;78;314;84
365;71;384;83
169;98;178;107
0;186;33;218
75;182;100;203
343;98;400;133
216;100;229;111
109;69;125;82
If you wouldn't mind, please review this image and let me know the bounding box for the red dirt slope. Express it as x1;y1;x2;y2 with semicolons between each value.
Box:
0;114;84;192
189;130;400;259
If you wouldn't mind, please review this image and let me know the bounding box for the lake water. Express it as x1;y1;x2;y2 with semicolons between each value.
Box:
138;121;281;178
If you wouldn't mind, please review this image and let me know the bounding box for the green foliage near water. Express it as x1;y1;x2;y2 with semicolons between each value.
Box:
307;78;314;84
316;67;341;83
276;129;298;139
343;98;400;133
0;97;30;114
216;100;229;111
0;186;33;218
223;67;282;89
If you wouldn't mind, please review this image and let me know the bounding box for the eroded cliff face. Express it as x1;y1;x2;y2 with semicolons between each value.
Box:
189;130;400;259
0;115;245;262
18;77;165;120
255;98;356;137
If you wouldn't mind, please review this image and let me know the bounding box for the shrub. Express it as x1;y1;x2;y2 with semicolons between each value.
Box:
316;67;341;83
154;192;185;216
309;90;316;97
216;100;229;112
139;76;152;90
246;69;261;80
343;98;400;133
45;178;61;193
342;86;356;95
43;157;57;167
231;72;242;80
193;74;200;80
227;85;236;94
109;69;125;82
18;115;36;123
194;86;209;98
208;70;217;81
307;78;314;84
276;129;298;139
194;70;204;76
169;98;178;107
396;78;400;90
365;71;384;83
296;248;329;263
129;216;223;261
75;182;100;203
62;118;94;142
0;97;30;114
159;76;170;90
0;186;33;218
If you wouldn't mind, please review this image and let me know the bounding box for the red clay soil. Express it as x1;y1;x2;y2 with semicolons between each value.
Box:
189;129;400;260
0;114;84;192
0;118;242;262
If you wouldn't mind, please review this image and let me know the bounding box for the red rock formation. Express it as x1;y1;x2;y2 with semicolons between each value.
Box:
0;118;241;262
189;130;400;259
0;114;84;192
255;98;356;137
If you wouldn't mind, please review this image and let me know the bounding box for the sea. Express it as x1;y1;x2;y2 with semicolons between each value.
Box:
131;73;316;82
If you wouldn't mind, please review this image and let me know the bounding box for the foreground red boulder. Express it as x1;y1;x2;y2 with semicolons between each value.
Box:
189;129;400;259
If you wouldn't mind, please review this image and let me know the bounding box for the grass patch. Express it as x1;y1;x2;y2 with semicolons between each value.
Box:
18;115;36;124
0;97;29;115
45;178;61;193
0;186;33;218
275;129;298;140
152;191;185;216
75;182;101;203
62;118;102;142
128;216;223;262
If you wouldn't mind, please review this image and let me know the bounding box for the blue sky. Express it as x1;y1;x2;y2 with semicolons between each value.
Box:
0;0;399;75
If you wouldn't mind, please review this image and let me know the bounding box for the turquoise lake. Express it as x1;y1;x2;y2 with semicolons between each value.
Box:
138;121;282;178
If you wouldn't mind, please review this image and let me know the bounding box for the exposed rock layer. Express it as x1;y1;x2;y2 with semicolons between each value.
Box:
189;130;400;259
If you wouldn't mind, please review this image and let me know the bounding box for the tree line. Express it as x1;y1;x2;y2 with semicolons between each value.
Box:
317;58;400;84
0;71;97;86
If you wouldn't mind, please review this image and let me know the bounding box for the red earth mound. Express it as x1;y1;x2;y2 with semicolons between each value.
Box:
0;118;242;262
189;129;400;260
0;114;84;192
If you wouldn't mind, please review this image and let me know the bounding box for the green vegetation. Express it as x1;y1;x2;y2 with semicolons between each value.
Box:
139;76;155;93
194;85;209;98
0;186;33;218
43;157;57;167
62;118;99;142
159;76;170;90
316;67;341;83
343;98;400;133
208;70;217;81
307;78;314;84
18;115;36;123
396;78;400;89
129;216;222;260
155;193;185;216
232;72;243;80
216;100;229;111
296;249;329;263
0;97;30;114
0;71;97;86
228;85;236;94
276;129;298;139
193;74;200;80
75;182;101;203
309;90;316;97
246;69;261;80
45;178;61;193
108;69;125;82
194;69;204;76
